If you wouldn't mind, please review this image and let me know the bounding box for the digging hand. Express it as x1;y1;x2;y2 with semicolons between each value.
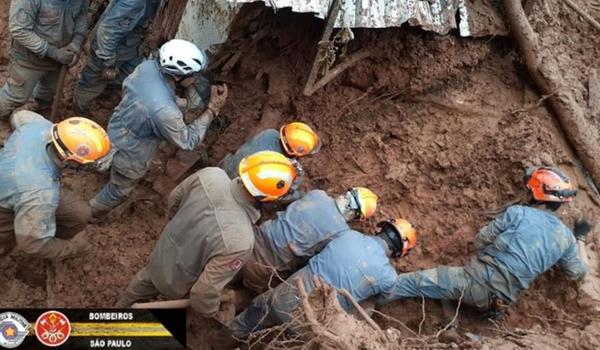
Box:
213;301;235;325
102;67;118;81
207;84;228;116
574;218;593;242
46;45;77;66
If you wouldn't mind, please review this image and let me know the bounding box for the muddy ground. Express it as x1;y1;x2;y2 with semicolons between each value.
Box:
1;0;600;349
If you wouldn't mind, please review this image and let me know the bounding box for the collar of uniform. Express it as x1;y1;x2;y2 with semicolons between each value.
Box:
230;178;261;224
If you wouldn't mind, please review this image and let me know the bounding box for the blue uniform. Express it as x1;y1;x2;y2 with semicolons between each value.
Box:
242;190;350;292
218;129;283;179
376;205;587;309
0;111;89;258
0;0;89;117
91;60;212;210
74;0;160;110
230;230;398;337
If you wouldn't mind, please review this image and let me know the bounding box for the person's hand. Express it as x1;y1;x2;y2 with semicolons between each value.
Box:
213;302;235;325
574;218;593;242
207;84;228;115
101;67;118;81
46;45;77;66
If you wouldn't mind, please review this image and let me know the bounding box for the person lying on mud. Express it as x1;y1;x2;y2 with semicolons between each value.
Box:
210;219;418;349
88;39;228;222
0;110;110;259
116;152;298;325
241;186;378;295
375;166;590;332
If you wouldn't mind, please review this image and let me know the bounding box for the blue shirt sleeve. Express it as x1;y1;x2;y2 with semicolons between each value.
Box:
154;106;211;151
557;239;587;280
94;0;145;65
9;0;47;55
13;189;82;258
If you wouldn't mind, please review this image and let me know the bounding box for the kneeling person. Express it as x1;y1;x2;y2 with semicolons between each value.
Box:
116;151;298;322
0;111;110;259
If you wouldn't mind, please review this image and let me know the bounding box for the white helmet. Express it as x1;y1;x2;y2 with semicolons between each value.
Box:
158;39;207;76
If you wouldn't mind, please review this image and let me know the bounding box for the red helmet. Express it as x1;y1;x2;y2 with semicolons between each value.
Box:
526;167;577;203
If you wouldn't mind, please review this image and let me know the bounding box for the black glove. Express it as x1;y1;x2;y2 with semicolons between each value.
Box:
574;219;592;242
46;45;77;66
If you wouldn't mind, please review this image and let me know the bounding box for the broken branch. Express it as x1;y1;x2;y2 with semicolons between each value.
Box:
561;0;600;33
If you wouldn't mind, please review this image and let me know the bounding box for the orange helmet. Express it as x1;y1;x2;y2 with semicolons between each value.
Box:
50;117;110;165
239;151;298;202
526;167;577;202
349;187;378;220
378;218;418;257
279;122;321;157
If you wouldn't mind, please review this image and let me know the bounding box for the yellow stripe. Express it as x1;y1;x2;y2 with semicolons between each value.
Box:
28;322;172;337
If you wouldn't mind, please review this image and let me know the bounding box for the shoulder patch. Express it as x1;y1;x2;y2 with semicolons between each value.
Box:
229;259;244;271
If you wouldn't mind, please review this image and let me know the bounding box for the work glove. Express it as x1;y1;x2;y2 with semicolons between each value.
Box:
207;84;228;116
46;45;77;66
101;67;118;81
574;218;593;242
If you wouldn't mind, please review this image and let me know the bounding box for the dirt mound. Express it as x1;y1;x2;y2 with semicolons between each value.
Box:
0;2;599;349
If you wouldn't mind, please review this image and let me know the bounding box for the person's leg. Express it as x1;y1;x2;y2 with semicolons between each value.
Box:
0;207;16;257
0;63;45;119
116;266;160;308
32;67;61;111
73;54;108;115
229;289;276;338
54;189;92;239
394;267;483;306
90;151;146;219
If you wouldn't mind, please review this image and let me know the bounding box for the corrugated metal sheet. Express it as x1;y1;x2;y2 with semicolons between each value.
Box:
228;0;473;35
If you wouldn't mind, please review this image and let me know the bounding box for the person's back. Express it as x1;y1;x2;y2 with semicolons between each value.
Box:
149;167;255;299
467;205;585;303
259;189;350;267
108;59;179;155
0;116;58;208
303;230;397;310
219;129;283;179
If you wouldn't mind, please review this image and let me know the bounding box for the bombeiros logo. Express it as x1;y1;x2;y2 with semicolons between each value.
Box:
0;312;30;349
35;311;71;347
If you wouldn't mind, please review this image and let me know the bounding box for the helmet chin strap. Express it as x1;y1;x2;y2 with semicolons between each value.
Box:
335;193;359;222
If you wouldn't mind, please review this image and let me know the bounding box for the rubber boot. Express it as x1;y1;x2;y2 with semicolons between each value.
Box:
89;198;112;224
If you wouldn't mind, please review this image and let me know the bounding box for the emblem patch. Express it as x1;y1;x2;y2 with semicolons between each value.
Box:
75;144;90;157
35;311;71;347
229;259;243;271
0;312;30;349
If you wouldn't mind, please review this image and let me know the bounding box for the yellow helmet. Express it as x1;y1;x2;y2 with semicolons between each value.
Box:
378;218;418;257
238;151;298;202
349;187;378;220
51;117;110;165
279;122;321;157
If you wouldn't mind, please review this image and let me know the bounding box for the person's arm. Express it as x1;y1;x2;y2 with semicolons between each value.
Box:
9;110;46;129
189;250;251;318
557;239;588;280
69;0;90;53
14;191;88;259
9;0;48;56
155;107;214;151
93;0;145;66
167;172;199;214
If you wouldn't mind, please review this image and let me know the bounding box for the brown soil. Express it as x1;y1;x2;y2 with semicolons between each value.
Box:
1;1;600;349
